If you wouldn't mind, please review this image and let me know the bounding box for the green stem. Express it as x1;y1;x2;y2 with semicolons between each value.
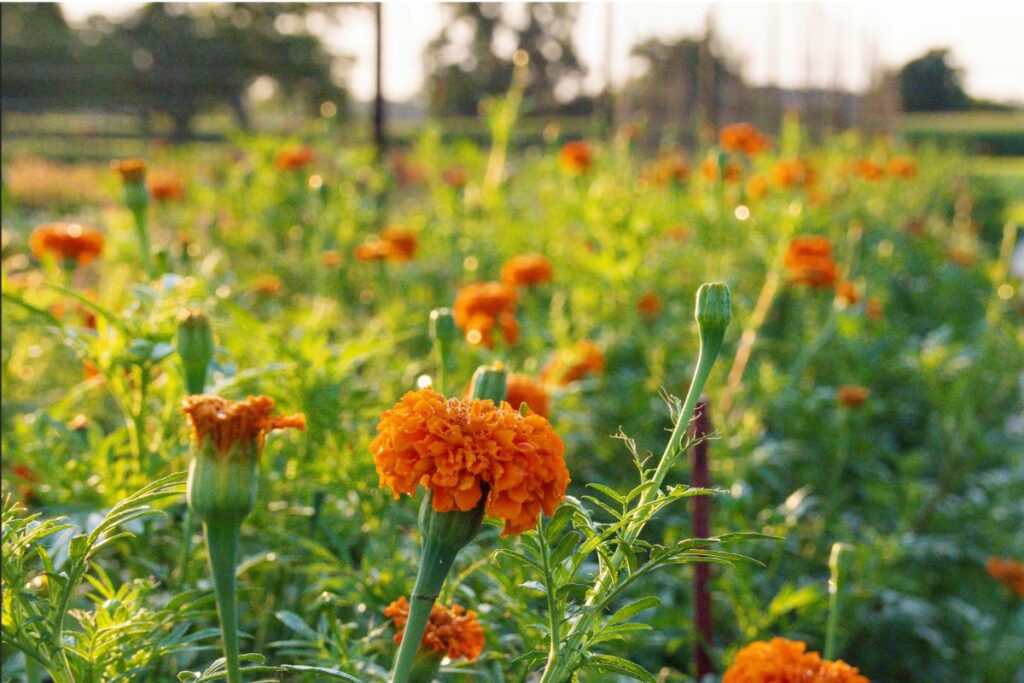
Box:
435;339;451;397
391;534;458;683
178;507;195;588
824;543;852;661
205;521;242;683
132;206;155;279
538;516;562;679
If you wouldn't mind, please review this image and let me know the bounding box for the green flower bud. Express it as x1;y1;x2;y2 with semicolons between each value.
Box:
429;308;457;345
177;309;214;395
469;363;507;404
695;282;732;345
123;182;150;215
188;441;259;526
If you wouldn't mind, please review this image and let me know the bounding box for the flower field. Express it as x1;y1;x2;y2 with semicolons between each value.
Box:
2;119;1023;683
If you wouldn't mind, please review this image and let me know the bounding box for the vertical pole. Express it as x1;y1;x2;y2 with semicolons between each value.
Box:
691;398;713;679
373;2;385;158
603;2;615;133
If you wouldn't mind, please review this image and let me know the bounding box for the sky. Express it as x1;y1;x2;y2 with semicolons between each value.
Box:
60;1;1024;104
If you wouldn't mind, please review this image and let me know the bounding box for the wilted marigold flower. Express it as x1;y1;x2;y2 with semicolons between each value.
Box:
985;557;1024;597
501;253;554;287
113;158;147;184
147;172;184;201
723;637;869;683
836;385;870;408
384;596;485;661
637;291;662;319
559;140;593;174
371;388;568;536
886;156;917;179
182;394;306;456
251;275;284;296
719;123;770;156
505;373;551;418
30;222;104;266
274;146;314;172
784;236;838;289
541;340;605;387
453;282;519;348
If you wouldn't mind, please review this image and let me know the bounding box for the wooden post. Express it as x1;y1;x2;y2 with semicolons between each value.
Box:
691;398;713;679
373;2;385;158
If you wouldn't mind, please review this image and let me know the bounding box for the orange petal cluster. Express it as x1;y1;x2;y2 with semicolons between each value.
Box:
29;222;104;266
643;151;690;186
182;395;306;457
148;172;184;201
320;250;343;268
251;275;284;296
886;156;917;179
772;158;816;189
852;159;883;181
784;236;839;289
541;340;605;387
113;158;147;184
701;156;742;183
558;140;593;174
453;282;519;348
986;557;1024;597
442;166;469;189
835;281;860;307
723;638;870;683
371;388;568;536
719;123;770;156
505;373;552;418
274;146;314;172
637;291;662;319
384;596;485;661
355;226;418;263
836;385;870;408
501;253;554;287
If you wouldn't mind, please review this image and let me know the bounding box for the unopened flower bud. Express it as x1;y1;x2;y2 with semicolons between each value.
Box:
114;159;150;213
177;309;214;395
429;308;457;345
469;363;507;404
695;282;732;346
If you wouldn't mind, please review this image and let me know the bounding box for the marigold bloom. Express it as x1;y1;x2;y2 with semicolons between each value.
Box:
643;151;690;186
865;297;883;321
371;388;568;536
355;240;389;262
723;637;869;683
745;174;769;200
772;158;816;189
784;236;839;288
501;253;554;287
985;557;1024;597
835;281;860;307
148;172;184;201
453;282;519;348
391;154;427;186
29;222;104;266
701;157;742;183
113;158;147;184
274;146;314;172
886;156;917;179
719;123;770;156
837;385;870;408
505;373;551;418
251;275;284;296
183;395;305;457
380;226;418;261
665;223;691;243
541;340;605;387
442;166;469;189
852;159;883;181
559;140;593;174
384;596;485;661
320;250;343;268
638;291;662;319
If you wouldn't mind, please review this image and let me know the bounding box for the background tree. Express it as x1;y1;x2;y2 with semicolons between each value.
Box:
898;48;970;112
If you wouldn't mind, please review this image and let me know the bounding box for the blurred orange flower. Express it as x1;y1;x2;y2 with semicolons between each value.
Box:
986;557;1024;597
501;253;554;287
29;222;103;266
355;227;418;263
835;281;860;307
113;158;147;184
453;282;519;348
946;246;976;267
866;297;883;321
251;275;284;296
371;388;569;535
182;394;305;456
886;156;917;179
541;340;605;387
643;150;690;186
784;236;838;288
637;291;662;319
442;166;469;189
384;597;485;661
836;385;870;408
852;159;883;181
320;250;343;268
505;373;552;418
148;172;184;201
772;158;815;189
274;146;314;172
559;140;593;174
745;174;769;200
701;156;742;183
719;123;770;156
723;637;869;683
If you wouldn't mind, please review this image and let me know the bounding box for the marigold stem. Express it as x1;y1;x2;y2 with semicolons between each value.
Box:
824;542;853;661
205;521;243;683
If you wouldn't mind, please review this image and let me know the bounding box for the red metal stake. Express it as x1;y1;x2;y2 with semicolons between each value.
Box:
691;397;713;679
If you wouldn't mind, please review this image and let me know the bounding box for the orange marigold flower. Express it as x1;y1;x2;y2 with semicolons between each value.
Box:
784;236;839;289
505;373;552;418
865;297;883;321
701;156;742;183
638;291;662;319
541;340;605;387
320;249;343;268
355;240;389;262
945;246;976;267
274;146;314;172
836;385;870;408
442;166;469;189
29;222;104;266
985;557;1024;597
772;158;816;189
886;156;917;179
852;159;883;181
501;253;554;287
182;394;306;456
453;282;519;348
380;226;418;261
559;140;593;175
724;637;870;683
643;151;690;186
113;158;147;184
719;123;770;156
12;463;39;483
371;388;569;536
745;174;769;200
835;281;860;307
391;154;427;186
384;596;485;661
251;275;284;296
665;223;691;243
148;172;184;201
